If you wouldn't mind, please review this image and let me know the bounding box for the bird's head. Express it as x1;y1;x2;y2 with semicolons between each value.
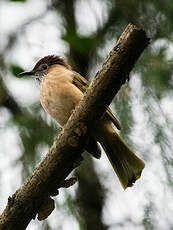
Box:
19;55;71;81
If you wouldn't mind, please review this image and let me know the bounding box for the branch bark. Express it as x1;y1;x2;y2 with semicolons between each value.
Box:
0;24;149;230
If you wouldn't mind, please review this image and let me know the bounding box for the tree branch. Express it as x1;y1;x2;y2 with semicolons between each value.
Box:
0;24;149;230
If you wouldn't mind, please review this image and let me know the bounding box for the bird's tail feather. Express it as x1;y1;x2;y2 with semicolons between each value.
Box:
101;130;145;189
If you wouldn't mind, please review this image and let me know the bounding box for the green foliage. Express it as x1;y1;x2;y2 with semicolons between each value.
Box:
63;29;96;56
114;87;134;143
10;64;24;77
9;0;26;2
141;48;173;98
10;102;58;177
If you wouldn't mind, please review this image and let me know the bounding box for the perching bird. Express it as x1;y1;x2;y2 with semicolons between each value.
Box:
19;55;145;189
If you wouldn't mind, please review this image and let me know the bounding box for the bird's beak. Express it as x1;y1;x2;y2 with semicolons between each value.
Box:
18;70;35;77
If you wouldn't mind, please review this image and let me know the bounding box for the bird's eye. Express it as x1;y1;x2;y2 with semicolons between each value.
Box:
41;64;48;70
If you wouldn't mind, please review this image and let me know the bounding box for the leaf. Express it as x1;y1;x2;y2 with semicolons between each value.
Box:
9;0;26;2
10;64;24;77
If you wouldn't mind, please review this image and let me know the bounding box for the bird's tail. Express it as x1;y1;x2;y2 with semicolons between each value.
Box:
100;129;145;189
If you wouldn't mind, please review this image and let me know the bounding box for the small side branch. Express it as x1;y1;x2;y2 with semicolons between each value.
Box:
0;24;149;230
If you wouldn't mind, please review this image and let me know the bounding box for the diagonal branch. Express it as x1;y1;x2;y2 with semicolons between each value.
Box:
0;24;149;230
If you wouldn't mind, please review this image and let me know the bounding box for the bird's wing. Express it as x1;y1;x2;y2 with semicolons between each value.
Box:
72;72;121;130
72;72;89;94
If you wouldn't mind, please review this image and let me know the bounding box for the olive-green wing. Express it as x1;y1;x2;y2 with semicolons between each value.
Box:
72;72;121;130
72;72;89;93
106;107;121;130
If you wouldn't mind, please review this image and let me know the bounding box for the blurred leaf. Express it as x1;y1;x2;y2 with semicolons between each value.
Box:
114;86;133;142
62;28;96;55
9;0;26;2
10;64;24;77
140;47;173;98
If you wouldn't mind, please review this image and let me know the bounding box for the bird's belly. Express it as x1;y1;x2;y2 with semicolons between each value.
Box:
40;80;83;126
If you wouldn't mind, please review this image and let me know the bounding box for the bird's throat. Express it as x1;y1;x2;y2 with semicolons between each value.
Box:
36;76;43;83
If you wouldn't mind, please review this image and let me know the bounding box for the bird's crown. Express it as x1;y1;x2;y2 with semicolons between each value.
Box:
19;55;71;78
33;55;71;71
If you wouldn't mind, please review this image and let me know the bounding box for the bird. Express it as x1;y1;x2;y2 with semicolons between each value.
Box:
19;55;145;189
